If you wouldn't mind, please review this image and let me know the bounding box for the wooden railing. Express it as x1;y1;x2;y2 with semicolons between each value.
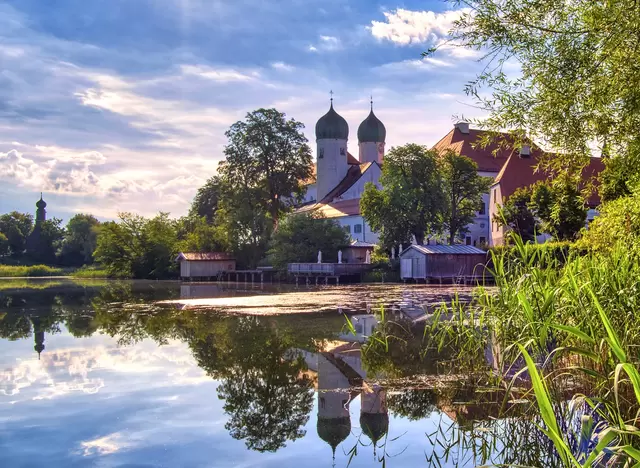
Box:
287;263;373;275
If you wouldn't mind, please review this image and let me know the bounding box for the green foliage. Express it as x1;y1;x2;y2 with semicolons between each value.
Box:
70;266;110;278
0;212;33;256
176;215;229;253
0;264;66;277
94;212;179;279
27;218;65;264
189;176;223;223
266;212;348;270
59;214;100;266
361;144;445;247
440;151;493;244
497;186;539;242
0;233;8;257
449;0;640;174
579;191;640;253
221;108;313;227
498;179;587;242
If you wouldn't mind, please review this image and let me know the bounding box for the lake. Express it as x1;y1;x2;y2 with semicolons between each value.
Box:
0;280;554;467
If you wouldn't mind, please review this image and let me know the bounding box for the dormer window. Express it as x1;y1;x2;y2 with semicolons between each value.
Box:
520;144;531;158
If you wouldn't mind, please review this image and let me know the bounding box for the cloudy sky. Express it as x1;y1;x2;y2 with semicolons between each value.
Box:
0;0;490;221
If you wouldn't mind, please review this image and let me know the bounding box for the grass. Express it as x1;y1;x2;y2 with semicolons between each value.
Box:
70;266;110;278
0;264;67;277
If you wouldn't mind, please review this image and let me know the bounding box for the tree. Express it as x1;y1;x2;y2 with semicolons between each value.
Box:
496;187;539;243
266;213;349;270
0;212;33;256
579;192;640;253
221;108;313;228
94;212;178;278
439;151;492;244
189;176;223;223
59;214;101;266
35;218;65;263
0;232;9;257
447;0;640;176
361;144;446;246
176;215;230;253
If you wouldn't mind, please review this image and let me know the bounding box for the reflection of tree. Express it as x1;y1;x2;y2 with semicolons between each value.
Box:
191;317;314;452
0;313;32;340
386;388;437;421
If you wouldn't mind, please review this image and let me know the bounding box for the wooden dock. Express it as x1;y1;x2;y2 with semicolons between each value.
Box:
287;263;374;285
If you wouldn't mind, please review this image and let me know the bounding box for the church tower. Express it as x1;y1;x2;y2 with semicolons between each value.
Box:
315;95;349;201
357;99;386;164
35;193;47;225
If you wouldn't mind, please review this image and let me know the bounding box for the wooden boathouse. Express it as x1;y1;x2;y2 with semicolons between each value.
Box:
399;244;490;284
287;262;374;285
176;252;236;280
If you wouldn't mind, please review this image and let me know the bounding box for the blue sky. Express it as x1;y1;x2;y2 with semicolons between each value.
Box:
0;0;489;221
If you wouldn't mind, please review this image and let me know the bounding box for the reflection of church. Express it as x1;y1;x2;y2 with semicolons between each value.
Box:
299;332;389;462
30;315;46;359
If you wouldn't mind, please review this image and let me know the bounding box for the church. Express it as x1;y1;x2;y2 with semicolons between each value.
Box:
297;100;604;247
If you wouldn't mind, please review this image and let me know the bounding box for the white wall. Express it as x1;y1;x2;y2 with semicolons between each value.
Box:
317;138;349;201
335;215;379;244
359;142;383;164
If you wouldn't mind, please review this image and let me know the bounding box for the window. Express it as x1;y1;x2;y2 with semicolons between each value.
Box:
343;225;351;234
318;148;324;159
480;223;485;229
480;237;486;244
340;147;345;156
493;189;497;203
479;202;486;215
465;237;472;245
354;224;362;233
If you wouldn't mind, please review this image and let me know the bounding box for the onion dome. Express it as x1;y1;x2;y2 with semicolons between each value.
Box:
36;193;46;209
317;416;351;453
316;103;349;140
357;109;386;143
360;412;389;445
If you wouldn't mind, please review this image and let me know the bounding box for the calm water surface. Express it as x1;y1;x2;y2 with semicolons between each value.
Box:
0;280;541;467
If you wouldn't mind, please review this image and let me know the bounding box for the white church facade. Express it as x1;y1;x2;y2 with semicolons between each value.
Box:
297;101;604;247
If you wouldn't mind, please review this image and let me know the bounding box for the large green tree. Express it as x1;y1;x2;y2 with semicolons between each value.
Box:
59;214;101;266
440;151;492;244
266;213;348;270
94;212;178;279
361;144;446;246
221;108;313;228
496;187;539;243
447;0;640;177
0;212;33;256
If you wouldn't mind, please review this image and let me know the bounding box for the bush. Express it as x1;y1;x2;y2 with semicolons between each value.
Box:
70;266;110;278
490;240;581;270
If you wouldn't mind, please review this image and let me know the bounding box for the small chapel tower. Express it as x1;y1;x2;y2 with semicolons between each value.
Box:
35;193;47;225
316;93;350;201
357;98;386;164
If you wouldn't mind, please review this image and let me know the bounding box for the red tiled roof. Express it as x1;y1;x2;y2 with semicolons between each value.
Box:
493;154;604;207
432;127;542;173
176;252;235;261
347;152;359;165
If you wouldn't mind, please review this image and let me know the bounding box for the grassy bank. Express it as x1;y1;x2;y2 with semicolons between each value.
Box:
0;264;67;277
0;264;110;278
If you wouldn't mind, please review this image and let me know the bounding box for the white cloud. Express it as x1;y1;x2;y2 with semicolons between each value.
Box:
370;8;468;45
180;64;260;82
271;61;294;72
80;432;134;456
308;35;342;53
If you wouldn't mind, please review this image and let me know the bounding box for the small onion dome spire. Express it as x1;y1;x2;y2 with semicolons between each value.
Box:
360;412;389;455
36;193;46;209
316;94;349;140
317;416;351;462
357;99;386;143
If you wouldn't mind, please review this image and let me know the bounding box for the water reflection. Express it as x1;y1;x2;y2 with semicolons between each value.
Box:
0;280;563;467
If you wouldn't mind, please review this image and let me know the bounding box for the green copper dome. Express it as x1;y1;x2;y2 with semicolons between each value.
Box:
316;103;349;140
317;416;351;451
357;109;386;143
359;412;389;444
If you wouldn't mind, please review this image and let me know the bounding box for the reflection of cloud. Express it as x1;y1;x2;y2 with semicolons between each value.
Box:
0;340;208;401
80;432;133;456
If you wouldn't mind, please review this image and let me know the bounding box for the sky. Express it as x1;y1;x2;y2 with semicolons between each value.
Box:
0;0;492;221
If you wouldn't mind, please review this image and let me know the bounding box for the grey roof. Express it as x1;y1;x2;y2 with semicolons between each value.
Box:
357;110;386;143
348;240;377;248
316;103;349;140
401;244;487;255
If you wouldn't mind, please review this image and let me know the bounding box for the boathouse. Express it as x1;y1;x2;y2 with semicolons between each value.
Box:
340;240;376;264
399;245;488;283
176;252;236;280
